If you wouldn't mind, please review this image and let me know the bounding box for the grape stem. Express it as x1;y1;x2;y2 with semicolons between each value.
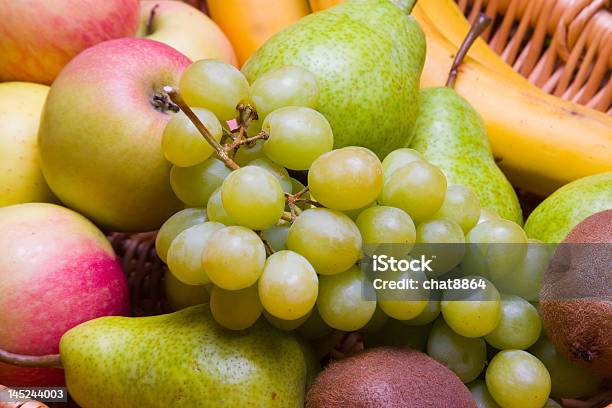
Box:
224;130;269;153
0;348;62;369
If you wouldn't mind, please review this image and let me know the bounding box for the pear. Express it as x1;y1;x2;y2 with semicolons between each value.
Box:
242;0;425;158
408;15;522;224
524;172;612;243
59;305;312;408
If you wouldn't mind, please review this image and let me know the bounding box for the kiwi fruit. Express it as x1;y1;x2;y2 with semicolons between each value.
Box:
306;347;476;408
540;209;612;378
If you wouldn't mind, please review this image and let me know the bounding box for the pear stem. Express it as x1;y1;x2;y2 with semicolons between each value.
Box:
0;348;62;369
445;13;492;89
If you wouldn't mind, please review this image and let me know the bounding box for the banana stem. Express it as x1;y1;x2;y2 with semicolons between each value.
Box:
445;13;492;88
0;348;62;369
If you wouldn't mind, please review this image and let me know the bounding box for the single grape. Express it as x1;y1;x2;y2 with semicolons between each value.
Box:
469;380;501;408
249;66;319;119
363;318;431;351
402;289;441;326
477;208;499;225
209;284;262;330
411;218;465;278
162;108;222;167
156;208;207;263
381;148;424;179
484;294;541;350
263;310;311;331
286;208;362;275
381;161;447;223
259;250;318;320
360;304;389;333
206;187;235;225
486;350;551;408
356;206;416;258
529;335;602;399
166;222;225;285
221;166;285;230
170;157;231;207
433;185;481;233
262;106;333;170
164;271;210;311
376;268;430;321
261;224;290;252
248;157;292;193
308;147;383;211
234;139;266;166
427;318;487;383
297;306;332;339
202;226;266;290
179;59;249;122
317;266;376;331
441;276;501;338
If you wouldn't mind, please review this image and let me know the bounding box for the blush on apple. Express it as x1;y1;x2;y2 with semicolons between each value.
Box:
0;203;130;387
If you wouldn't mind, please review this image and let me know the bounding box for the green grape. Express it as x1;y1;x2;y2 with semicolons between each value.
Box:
486;350;551;408
377;268;429;320
234;140;266;166
166;222;225;285
529;335;602;399
263;310;311;331
462;219;528;280
343;201;375;221
179;59;249;122
441;276;501;338
356;206;416;257
381;161;447;223
161;108;222;167
308;147;383;210
297;306;332;339
248;157;292;193
412;218;465;278
427;318;486;383
433;185;481;233
477;208;500;225
156;208;207;263
249;66;319;119
360;304;389;333
286;208;362;275
170;157;231;207
221;166;285;230
402;289;441;326
209;284;262;330
246;117;262;137
493;239;551;302
363;318;431;351
469;380;501;408
259;250;318;320
262;106;333;170
202;226;266;290
317;266;376;331
381;148;424;180
206;187;235;225
289;177;310;210
164;271;210;311
484;294;541;350
260;224;289;252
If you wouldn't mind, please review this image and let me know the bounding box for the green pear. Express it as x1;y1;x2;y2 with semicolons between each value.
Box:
242;0;425;158
524;172;612;243
59;305;313;408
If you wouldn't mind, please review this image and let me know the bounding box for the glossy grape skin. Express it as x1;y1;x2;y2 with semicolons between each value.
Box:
206;187;235;225
166;222;225;285
179;59;250;122
469;380;501;408
381;148;424;179
484;294;541;350
249;66;319;119
287;208;361;275
162;108;222;167
248;157;292;193
441;276;501;338
356;206;416;257
360;305;389;333
412;218;465;278
297;306;332;339
377;268;429;321
234;140;266;166
308;147;383;211
258;250;318;320
529;335;602;399
263;310;311;331
427;318;487;383
221;166;285;230
486;350;551;408
170;158;231;207
402;290;441;326
433;185;481;233
381;161;447;223
156;208;207;263
477;208;500;225
209;284;262;330
342;201;375;221
261;224;290;252
164;271;210;311
201;226;266;290
317;266;376;331
262;106;333;170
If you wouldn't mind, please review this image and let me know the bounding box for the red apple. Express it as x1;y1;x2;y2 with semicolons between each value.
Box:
39;38;191;232
0;0;140;84
0;203;130;387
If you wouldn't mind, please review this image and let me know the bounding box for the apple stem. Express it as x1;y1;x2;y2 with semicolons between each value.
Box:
445;13;492;88
0;348;62;369
146;4;160;36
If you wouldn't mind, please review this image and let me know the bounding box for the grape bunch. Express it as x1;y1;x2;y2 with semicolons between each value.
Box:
155;59;602;408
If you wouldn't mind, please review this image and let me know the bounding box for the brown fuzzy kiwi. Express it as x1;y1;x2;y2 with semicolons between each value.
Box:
306;347;476;408
540;209;612;378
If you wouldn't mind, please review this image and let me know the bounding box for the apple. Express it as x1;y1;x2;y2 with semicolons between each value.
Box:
0;82;56;207
39;38;191;232
0;0;140;85
0;203;130;387
138;0;237;66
